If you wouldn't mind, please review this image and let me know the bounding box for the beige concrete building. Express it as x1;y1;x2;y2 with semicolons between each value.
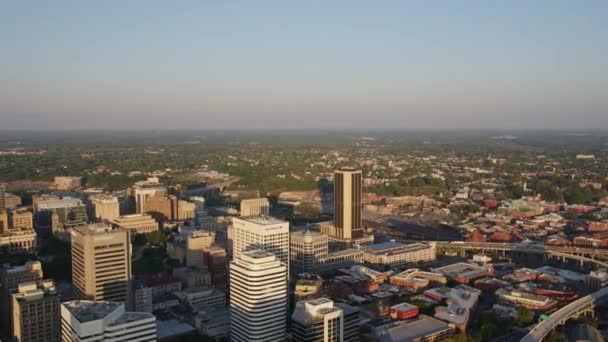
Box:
130;180;166;214
0;229;36;255
361;241;437;267
4;193;22;210
178;199;196;221
240;198;270;217
186;230;215;269
53;176;82;190
9;209;33;230
112;214;159;235
71;224;132;307
11;280;60;342
0;261;44;337
0;209;37;254
89;194;120;221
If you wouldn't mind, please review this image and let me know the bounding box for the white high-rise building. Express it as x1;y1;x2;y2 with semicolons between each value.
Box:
60;300;157;342
230;250;288;342
239;198;270;217
230;216;289;274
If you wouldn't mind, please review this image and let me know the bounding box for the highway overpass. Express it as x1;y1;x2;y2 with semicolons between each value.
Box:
520;287;608;342
435;241;608;268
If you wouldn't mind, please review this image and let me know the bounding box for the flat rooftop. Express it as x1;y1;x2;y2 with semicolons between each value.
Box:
63;300;121;323
237;215;286;225
243;249;274;259
364;241;430;255
72;223;116;235
378;315;451;342
36;198;83;209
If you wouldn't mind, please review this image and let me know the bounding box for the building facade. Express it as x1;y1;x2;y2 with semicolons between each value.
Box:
89;195;120;222
9;209;33;230
230;216;290;274
0;261;44;338
240;198;270;217
333;168;363;239
34;198;88;236
361;242;436;267
186;230;215;269
130;180;166;214
11;280;61;342
0;229;36;255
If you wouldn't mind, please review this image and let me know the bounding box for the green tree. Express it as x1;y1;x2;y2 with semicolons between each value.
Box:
544;330;566;342
516;306;534;326
146;231;167;248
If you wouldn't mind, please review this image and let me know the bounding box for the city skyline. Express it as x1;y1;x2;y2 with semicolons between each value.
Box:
1;1;607;130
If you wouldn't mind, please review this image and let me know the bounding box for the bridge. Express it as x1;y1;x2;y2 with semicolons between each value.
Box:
435;241;608;268
520;287;608;342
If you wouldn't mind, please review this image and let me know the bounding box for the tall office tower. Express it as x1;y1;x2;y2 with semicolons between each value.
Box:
9;209;33;230
186;230;215;269
11;280;61;342
61;300;157;342
0;262;44;337
0;183;6;211
89;194;120;221
290;229;328;275
291;298;360;342
333;168;363;239
71;224;132;307
230;250;288;342
240;198;270;217
230;216;290;274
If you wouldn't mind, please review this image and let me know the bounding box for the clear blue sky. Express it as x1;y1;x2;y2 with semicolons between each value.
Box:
1;1;607;130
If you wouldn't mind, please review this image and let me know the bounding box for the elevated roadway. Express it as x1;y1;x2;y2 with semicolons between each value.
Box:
520;287;608;342
435;241;608;267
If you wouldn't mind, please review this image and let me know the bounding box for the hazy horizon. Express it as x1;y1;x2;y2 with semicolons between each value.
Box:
2;1;607;130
